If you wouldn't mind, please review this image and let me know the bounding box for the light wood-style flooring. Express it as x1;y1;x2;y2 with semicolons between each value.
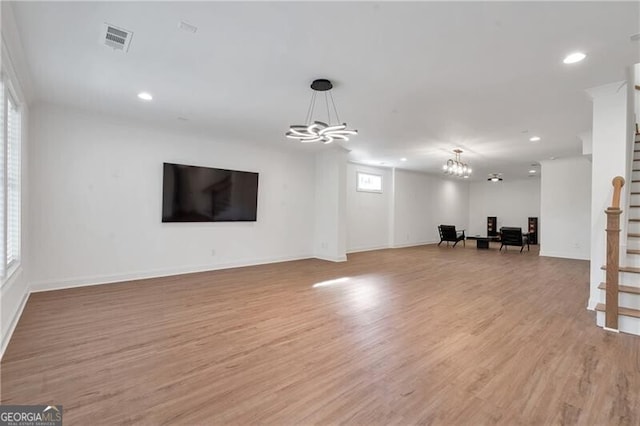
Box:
2;244;639;424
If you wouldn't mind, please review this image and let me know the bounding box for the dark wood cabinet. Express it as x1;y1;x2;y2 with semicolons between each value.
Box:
487;217;497;236
528;217;538;245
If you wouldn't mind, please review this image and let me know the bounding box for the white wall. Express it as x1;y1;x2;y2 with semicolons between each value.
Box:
539;157;591;260
1;2;32;356
393;170;469;247
29;104;316;290
468;179;541;237
346;163;392;252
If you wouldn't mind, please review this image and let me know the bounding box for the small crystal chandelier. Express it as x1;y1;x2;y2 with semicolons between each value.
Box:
286;79;357;144
442;149;472;178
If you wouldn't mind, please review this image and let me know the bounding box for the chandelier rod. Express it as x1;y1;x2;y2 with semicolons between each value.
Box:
329;90;341;124
305;90;317;125
325;92;331;124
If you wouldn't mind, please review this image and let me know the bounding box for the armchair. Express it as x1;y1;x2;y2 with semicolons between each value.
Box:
499;227;530;252
438;225;465;247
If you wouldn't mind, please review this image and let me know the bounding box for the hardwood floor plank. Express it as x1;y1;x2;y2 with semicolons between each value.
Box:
1;244;639;425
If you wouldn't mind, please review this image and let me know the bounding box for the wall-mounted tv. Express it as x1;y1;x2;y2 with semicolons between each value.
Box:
162;163;259;222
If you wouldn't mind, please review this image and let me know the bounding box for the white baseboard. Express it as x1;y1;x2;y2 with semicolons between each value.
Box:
539;250;590;261
1;284;30;360
314;255;348;262
30;254;314;293
344;241;441;254
391;240;438;249
347;245;390;254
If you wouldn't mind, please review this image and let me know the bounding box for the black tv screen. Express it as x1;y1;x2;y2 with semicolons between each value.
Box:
162;163;259;222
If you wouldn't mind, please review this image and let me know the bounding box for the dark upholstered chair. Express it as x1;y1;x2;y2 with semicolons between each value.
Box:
499;227;530;252
438;225;465;247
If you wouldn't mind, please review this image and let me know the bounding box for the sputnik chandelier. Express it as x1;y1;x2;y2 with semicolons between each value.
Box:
443;149;472;178
286;79;357;144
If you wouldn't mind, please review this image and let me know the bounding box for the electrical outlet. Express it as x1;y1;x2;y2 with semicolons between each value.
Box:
211;249;216;256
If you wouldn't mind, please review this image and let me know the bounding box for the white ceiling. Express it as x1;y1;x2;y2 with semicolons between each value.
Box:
9;1;640;180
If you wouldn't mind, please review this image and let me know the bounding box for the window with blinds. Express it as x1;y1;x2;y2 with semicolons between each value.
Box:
0;81;4;277
0;75;22;279
6;94;21;269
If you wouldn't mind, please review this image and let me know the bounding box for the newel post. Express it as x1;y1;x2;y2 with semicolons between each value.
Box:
605;176;624;330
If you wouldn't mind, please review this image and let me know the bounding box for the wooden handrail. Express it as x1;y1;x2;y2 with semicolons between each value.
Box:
604;176;624;331
611;176;624;208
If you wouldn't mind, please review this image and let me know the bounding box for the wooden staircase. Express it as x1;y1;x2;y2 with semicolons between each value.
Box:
597;132;640;334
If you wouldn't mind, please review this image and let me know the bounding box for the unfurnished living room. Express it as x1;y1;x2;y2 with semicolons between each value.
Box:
0;1;639;425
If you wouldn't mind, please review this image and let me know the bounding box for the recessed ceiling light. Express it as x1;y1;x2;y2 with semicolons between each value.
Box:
400;158;407;162
529;136;541;142
529;169;536;174
138;92;153;101
563;52;586;64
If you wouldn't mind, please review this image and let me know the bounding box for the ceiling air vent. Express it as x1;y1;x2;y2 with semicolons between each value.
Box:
103;23;133;52
178;21;198;34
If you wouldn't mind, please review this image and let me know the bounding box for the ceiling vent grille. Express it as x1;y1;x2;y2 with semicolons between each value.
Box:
178;21;198;34
103;23;133;52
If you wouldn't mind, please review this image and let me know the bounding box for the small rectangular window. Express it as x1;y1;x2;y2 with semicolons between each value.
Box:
356;172;383;193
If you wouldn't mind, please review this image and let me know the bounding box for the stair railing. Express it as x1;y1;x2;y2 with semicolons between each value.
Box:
605;176;625;330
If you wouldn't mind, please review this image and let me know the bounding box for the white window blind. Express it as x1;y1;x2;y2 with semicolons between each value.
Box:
0;81;4;277
6;93;20;270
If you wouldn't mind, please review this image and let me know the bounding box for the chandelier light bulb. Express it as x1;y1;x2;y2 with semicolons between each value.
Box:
443;149;471;178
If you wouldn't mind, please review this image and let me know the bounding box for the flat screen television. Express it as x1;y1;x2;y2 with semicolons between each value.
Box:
162;162;259;222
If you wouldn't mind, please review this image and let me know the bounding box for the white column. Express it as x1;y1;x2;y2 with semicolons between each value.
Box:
313;148;347;261
587;81;629;310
